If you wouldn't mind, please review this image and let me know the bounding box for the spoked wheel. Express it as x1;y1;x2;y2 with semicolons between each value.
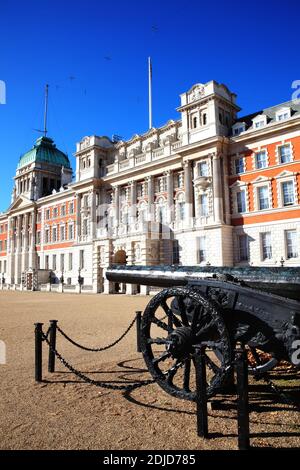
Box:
140;287;232;401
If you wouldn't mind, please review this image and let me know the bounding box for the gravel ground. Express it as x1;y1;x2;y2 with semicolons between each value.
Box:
0;291;299;450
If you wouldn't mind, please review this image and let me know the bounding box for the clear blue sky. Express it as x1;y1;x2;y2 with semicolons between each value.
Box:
0;0;299;211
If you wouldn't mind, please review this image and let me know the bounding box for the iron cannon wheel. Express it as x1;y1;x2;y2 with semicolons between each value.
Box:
140;287;232;401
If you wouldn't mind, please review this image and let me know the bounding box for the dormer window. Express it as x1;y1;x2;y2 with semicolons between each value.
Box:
252;115;267;129
276;107;291;122
232;122;246;136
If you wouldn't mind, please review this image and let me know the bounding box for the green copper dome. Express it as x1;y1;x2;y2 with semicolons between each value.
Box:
17;136;71;169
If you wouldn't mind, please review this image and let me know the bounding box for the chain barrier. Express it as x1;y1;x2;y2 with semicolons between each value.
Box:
41;330;155;391
262;373;300;410
56;316;137;352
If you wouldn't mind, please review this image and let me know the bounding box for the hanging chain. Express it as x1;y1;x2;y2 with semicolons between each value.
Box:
56;316;137;352
41;331;155;391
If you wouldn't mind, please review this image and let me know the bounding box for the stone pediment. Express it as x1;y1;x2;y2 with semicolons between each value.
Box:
8;195;34;212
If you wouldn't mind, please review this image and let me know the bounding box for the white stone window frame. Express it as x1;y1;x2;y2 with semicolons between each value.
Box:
175;191;186;222
252;177;273;211
252;147;269;170
155;196;167;223
59;223;66;241
68;221;74;240
120;204;130;226
232;122;246;136
137;201;148;223
252;114;267;129
276;106;291;122
174;171;184;189
284;228;299;260
44;225;50;244
231;153;246;175
52;224;58;243
195;158;211;178
275;171;298;208
230;181;249;215
195;186;213;218
259;230;273;262
275;141;294;165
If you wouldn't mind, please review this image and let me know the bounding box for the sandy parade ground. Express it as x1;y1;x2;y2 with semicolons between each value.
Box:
0;290;299;451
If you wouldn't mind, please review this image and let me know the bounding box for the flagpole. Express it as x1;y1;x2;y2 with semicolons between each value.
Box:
44;84;49;137
148;57;152;129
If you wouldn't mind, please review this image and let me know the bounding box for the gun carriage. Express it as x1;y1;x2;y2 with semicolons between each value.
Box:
106;266;300;401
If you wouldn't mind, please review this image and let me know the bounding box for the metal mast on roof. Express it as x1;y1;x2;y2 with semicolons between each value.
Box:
43;84;49;137
148;57;152;129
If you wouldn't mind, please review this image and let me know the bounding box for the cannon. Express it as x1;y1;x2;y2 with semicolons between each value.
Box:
106;265;300;401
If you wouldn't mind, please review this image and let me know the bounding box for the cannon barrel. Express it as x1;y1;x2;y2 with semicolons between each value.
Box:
106;265;300;301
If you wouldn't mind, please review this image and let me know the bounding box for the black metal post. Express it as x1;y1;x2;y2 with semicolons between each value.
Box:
136;311;142;353
34;322;43;382
235;346;250;450
48;320;58;373
195;347;209;438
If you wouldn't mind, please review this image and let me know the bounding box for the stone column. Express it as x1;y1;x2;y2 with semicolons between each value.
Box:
113;186;120;235
166;170;174;225
14;215;22;285
75;194;81;242
29;210;37;270
146;176;154;221
130;181;137;227
212;153;224;224
90;191;96;239
184;161;193;228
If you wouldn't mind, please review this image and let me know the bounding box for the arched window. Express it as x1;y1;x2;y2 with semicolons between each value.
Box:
176;193;185;221
121;206;129;227
156;197;167;224
138;202;147;224
193;116;198;129
202;113;207;125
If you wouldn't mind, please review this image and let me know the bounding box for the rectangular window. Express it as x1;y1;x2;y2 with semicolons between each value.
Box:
279;145;292;163
52;254;57;270
0;241;2;251
255;151;267;169
82;219;88;236
282;181;295;206
46;209;50;220
261;232;272;260
239;235;249;261
61;205;66;216
53;207;58;218
255;120;265;128
198;161;209;177
79;250;84;269
178;202;185;221
60;225;65;241
69;224;74;240
137;184;143;197
69;202;74;214
45;229;50;243
286;230;298;259
52;227;57;242
199;194;209;217
83;195;88;207
69;253;73;271
198;236;206;263
258;186;270;210
235;157;245;174
36;231;41;245
236;190;246;213
4;260;6;272
60;254;64;271
45;255;49;270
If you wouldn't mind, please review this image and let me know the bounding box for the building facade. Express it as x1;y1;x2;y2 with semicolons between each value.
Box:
0;80;300;294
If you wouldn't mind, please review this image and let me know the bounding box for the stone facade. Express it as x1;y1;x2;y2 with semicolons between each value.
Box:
0;79;299;293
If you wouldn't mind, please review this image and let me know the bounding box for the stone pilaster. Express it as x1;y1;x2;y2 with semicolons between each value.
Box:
184;161;193;227
212;153;224;224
